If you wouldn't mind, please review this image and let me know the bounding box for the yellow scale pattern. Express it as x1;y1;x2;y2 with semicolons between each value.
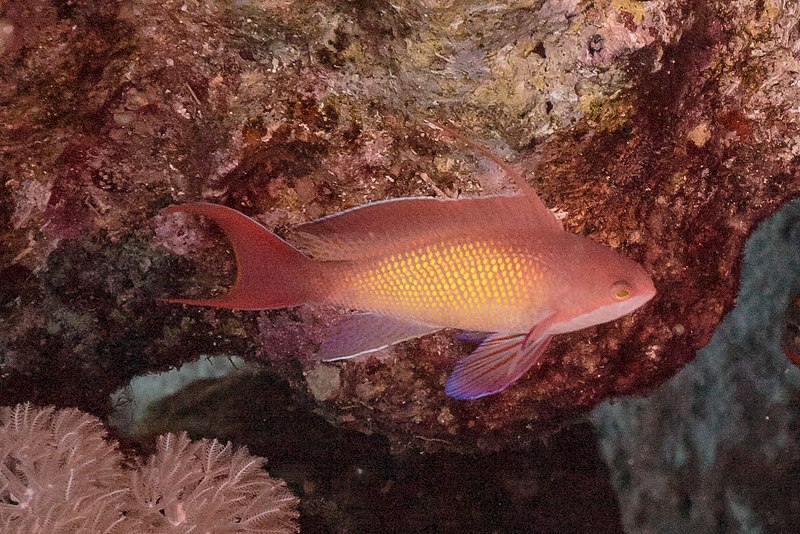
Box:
344;239;547;331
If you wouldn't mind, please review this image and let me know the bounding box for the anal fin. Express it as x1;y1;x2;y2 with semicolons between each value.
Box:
319;313;440;361
445;331;553;400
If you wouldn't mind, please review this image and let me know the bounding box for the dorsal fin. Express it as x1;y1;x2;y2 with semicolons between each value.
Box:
288;193;561;261
286;123;562;261
427;121;561;233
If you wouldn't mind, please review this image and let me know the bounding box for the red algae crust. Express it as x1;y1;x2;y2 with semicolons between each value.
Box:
1;0;799;452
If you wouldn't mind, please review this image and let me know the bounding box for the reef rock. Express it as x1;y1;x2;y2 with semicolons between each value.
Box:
1;0;799;452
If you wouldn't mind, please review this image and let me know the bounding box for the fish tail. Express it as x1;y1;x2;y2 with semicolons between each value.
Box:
162;202;320;310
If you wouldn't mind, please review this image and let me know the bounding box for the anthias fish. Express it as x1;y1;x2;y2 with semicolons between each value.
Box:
164;129;656;399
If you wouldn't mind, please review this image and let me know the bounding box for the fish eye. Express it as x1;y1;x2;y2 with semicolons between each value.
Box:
611;281;632;300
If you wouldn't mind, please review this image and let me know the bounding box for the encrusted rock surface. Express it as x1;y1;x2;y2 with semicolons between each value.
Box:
2;0;799;453
593;199;800;533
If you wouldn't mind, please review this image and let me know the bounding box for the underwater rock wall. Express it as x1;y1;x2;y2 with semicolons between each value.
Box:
593;199;800;533
1;0;799;452
3;0;800;531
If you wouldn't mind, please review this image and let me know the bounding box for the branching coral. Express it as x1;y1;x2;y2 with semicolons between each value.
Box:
0;404;128;533
0;403;298;533
127;432;300;532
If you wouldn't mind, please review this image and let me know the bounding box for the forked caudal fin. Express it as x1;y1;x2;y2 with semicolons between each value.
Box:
162;202;319;310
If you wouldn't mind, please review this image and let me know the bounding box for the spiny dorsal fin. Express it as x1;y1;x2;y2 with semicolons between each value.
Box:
427;121;562;233
285;123;563;262
288;194;560;261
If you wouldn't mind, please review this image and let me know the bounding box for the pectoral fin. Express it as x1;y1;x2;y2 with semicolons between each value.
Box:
319;313;440;361
445;330;553;400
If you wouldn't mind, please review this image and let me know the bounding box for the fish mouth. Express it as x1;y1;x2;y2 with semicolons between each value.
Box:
629;291;656;311
642;278;657;302
550;291;655;334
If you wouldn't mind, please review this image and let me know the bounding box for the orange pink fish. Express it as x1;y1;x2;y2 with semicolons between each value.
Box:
163;126;656;399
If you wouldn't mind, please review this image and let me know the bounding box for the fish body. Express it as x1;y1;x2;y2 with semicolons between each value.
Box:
323;234;552;333
320;229;650;336
164;132;656;399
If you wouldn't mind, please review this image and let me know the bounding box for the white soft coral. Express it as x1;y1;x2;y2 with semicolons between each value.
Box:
0;403;298;533
0;403;127;533
127;432;299;532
